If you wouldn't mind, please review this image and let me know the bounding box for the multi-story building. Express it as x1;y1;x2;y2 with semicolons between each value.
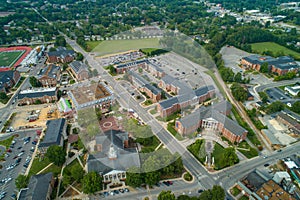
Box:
128;71;162;102
114;59;165;77
17;87;57;105
39;118;66;154
68;81;114;111
86;130;140;189
47;47;76;63
175;101;247;143
18;172;54;200
241;55;299;75
37;64;60;87
0;70;21;93
69;60;89;81
158;74;191;95
157;85;215;118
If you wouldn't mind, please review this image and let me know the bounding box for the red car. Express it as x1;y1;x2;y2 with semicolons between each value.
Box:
6;149;12;153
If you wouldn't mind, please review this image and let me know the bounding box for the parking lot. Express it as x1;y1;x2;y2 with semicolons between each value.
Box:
0;129;39;199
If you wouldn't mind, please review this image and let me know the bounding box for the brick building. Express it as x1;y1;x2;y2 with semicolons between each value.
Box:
47;47;76;63
69;60;89;81
17;87;57;105
175;101;247;143
157;85;215;118
68;81;114;111
241;55;299;75
37;64;60;87
0;70;21;93
128;71;162;102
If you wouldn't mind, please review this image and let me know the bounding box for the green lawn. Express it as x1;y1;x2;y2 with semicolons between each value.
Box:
251;42;300;60
28;157;52;176
92;38;161;55
86;41;102;52
0;50;24;67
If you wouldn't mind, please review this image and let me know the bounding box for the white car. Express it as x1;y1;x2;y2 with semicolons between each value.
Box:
5;177;12;183
18;152;24;157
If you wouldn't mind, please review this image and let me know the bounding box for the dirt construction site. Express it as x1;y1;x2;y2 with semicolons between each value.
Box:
11;104;61;130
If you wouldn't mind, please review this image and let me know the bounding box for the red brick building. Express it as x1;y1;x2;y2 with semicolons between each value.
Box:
18;87;57;105
37;64;60;87
0;70;21;93
47;47;76;64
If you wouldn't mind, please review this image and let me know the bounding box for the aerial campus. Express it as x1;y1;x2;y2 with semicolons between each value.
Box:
0;1;300;200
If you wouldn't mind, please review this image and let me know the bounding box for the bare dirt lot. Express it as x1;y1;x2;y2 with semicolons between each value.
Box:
11;105;60;129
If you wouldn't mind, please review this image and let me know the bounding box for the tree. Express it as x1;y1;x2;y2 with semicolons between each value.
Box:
223;147;239;166
291;101;300;114
82;172;102;194
265;101;285;114
45;145;66;166
29;76;42;87
158;190;175;200
145;171;160;186
125;167;143;187
234;72;243;83
199;190;212;200
62;63;68;71
55;36;66;47
0;92;9;103
76;52;84;61
230;83;248;102
15;175;29;190
258;92;268;103
211;185;225;200
260;62;269;73
71;164;85;182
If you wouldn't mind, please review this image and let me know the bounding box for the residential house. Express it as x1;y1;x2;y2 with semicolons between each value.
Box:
18;87;57;105
17;172;54;200
39;118;66;154
47;47;76;63
86;130;140;189
128;70;162;102
37;64;60;87
0;70;21;93
69;60;89;81
175;101;248;143
67;81;114;111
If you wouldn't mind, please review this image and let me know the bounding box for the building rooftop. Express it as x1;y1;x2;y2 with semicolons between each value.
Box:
18;87;57;99
69;60;89;74
255;180;295;200
87;130;140;174
69;81;113;105
37;64;60;79
0;70;14;90
39;118;66;148
129;70;161;95
47;47;75;59
261;129;281;145
18;172;53;200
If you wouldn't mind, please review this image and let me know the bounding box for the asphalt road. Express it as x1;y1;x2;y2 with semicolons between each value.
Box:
65;36;300;200
255;78;300;93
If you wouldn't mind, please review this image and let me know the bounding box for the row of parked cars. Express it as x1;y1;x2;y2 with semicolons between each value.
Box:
100;188;130;197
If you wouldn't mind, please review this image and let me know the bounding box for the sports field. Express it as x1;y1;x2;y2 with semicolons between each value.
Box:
0;50;25;67
91;38;161;56
251;42;300;60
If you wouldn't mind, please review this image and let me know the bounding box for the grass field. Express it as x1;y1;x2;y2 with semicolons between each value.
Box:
0;50;24;67
251;42;300;60
92;38;161;55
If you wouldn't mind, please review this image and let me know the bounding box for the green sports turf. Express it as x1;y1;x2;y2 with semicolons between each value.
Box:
91;38;161;56
0;50;24;67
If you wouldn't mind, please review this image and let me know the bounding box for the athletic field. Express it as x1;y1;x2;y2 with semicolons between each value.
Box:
251;42;300;60
0;50;25;67
91;38;161;56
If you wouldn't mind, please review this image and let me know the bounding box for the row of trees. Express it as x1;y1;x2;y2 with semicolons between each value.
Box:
158;185;225;200
230;83;248;102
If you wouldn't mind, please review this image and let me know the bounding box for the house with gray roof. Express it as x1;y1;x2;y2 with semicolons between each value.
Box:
39;118;66;154
69;60;89;81
18;172;54;200
86;130;140;189
37;64;60;87
18;87;57;106
175;101;247;143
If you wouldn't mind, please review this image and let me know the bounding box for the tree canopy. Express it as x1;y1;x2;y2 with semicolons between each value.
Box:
29;76;42;88
82;172;103;194
158;190;176;200
230;83;248;102
45;145;66;166
15;174;29;190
